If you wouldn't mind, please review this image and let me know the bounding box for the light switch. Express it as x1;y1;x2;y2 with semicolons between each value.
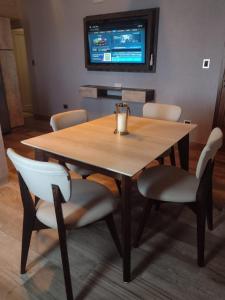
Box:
202;59;210;69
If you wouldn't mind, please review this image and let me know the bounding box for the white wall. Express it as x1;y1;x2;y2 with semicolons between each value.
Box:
22;0;225;143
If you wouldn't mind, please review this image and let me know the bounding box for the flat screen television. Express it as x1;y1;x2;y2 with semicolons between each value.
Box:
84;8;159;73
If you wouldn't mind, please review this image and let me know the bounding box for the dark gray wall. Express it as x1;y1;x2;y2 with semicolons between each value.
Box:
22;0;225;143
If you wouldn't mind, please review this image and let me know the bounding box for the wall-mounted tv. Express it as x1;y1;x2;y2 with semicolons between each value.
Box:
84;8;159;73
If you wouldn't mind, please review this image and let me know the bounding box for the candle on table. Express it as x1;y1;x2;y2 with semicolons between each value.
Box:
117;113;127;133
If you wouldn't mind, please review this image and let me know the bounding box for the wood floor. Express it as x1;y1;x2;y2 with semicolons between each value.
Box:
1;116;225;300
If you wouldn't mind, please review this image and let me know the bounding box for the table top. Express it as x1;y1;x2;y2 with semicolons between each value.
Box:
22;115;196;177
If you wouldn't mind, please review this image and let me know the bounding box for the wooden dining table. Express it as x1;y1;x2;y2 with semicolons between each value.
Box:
22;114;196;282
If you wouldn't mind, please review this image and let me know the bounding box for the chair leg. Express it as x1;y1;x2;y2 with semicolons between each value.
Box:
18;173;36;274
21;216;35;274
134;199;154;248
53;186;73;300
157;157;164;165
155;201;161;211
115;179;122;195
57;226;73;300
105;214;122;257
196;201;206;267
170;146;176;166
206;184;213;231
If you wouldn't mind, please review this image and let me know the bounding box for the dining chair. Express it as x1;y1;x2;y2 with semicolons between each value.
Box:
7;148;121;300
143;103;182;166
50;109;122;194
134;127;223;267
50;109;94;179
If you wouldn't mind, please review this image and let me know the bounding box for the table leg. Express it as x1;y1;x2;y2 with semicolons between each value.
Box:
121;175;132;282
178;134;189;171
34;149;48;162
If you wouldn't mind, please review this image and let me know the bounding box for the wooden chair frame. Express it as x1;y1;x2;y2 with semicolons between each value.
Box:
17;173;122;300
157;146;176;166
134;160;214;267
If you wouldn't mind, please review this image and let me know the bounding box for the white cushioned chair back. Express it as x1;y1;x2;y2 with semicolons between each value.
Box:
7;148;71;203
196;128;223;179
50;109;87;131
143;103;182;122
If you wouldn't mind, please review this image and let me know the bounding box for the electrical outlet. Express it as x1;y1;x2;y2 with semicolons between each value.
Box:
184;120;191;124
63;104;68;109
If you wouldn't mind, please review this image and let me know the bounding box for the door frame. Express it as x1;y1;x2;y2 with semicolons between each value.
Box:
213;46;225;128
12;28;33;114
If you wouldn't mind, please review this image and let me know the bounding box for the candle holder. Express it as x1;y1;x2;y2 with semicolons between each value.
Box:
114;103;130;135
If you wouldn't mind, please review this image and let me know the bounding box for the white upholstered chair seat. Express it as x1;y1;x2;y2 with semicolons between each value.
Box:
37;179;118;229
143;103;182;122
138;165;200;203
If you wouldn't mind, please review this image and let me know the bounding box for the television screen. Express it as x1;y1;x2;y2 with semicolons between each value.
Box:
84;8;159;72
87;21;146;64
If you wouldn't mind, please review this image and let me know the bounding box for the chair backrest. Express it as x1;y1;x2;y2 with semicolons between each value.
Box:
196;128;223;179
7;148;71;203
143;103;182;122
50;109;87;131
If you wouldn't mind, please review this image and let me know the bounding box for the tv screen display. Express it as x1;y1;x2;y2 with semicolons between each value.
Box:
87;21;146;64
